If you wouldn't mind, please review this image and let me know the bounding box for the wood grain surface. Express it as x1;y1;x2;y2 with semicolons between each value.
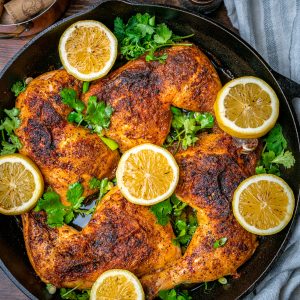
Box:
0;1;235;299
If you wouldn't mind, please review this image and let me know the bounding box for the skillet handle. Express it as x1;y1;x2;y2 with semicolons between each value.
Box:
124;0;222;14
271;70;300;122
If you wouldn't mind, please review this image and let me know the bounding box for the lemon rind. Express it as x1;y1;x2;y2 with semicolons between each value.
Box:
232;174;295;235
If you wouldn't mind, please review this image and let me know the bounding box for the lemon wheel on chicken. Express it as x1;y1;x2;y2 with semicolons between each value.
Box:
59;20;118;81
116;144;179;206
0;154;44;215
90;269;145;300
214;76;279;138
233;174;295;235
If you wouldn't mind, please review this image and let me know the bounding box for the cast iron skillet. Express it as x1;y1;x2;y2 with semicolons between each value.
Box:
0;1;300;299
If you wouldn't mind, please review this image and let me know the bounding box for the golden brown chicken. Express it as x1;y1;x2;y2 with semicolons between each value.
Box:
22;187;181;288
141;133;259;298
15;70;120;204
83;45;222;152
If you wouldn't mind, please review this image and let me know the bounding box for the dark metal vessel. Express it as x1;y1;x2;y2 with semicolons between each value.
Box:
0;1;299;299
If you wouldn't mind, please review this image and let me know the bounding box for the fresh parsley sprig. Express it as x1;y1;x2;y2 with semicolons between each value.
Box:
60;287;90;300
114;13;193;62
165;107;214;152
256;124;295;176
89;177;114;200
11;80;27;96
151;195;198;250
35;183;88;228
158;288;192;300
213;237;228;249
0;108;22;155
60;88;118;150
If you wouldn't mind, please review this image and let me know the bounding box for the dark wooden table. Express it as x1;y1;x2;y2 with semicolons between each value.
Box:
0;1;235;299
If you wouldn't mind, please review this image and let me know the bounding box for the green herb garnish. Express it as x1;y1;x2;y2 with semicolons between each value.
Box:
150;199;173;226
173;213;198;248
213;237;228;249
114;13;193;62
151;195;198;250
11;80;26;96
256;124;295;176
60;287;90;300
0;108;22;155
218;277;228;285
82;81;90;94
165;107;214;151
158;288;192;300
35;183;90;228
60;88;118;150
89;177;114;200
46;283;56;295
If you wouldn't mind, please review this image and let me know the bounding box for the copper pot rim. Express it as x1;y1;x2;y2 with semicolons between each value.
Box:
0;0;58;27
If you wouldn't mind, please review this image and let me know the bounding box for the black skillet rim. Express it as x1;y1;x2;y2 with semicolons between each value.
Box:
0;1;299;299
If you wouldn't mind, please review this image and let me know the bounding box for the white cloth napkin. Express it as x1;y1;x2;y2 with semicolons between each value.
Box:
223;1;300;299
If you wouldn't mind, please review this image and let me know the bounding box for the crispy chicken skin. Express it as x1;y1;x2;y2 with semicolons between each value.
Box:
15;70;120;204
83;45;222;152
22;188;181;288
141;133;259;298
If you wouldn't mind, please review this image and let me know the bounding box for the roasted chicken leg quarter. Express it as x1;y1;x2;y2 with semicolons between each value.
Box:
15;70;120;205
83;45;222;152
141;133;260;298
22;188;181;288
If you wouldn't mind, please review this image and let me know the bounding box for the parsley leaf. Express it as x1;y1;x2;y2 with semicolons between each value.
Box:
67;182;85;209
60;88;118;150
256;124;295;176
35;182;93;228
154;23;172;44
159;289;192;300
165;107;214;151
114;13;193;62
213;237;228;249
89;177;114;200
11;80;27;96
151;195;198;250
60;288;90;300
0;108;22;155
35;190;67;227
150;199;172;226
82;82;90;94
60;88;85;113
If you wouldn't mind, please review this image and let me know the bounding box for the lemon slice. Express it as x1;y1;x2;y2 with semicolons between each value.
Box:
59;20;118;81
0;154;44;215
233;174;295;235
116;144;179;206
214;76;279;138
90;269;145;300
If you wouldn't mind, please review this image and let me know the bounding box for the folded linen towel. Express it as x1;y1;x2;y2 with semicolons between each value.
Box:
223;1;300;299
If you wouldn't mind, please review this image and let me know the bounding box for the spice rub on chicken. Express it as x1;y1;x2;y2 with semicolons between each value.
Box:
83;45;222;152
15;70;119;205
